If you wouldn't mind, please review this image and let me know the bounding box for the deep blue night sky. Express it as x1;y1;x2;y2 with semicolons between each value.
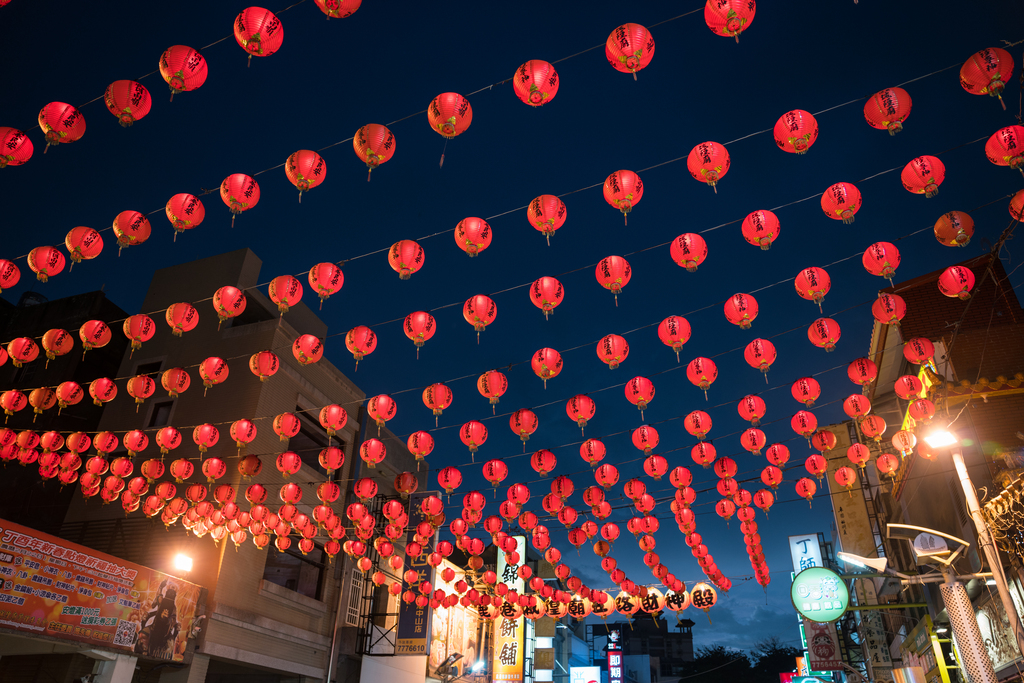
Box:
2;0;1024;651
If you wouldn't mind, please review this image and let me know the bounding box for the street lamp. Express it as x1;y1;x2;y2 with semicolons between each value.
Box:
173;553;193;574
924;428;1024;659
836;552;895;575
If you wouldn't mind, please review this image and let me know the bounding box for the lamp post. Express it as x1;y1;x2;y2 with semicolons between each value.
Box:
925;430;1024;658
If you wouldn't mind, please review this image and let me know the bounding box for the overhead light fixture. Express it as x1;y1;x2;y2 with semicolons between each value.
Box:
924;430;958;449
837;552;889;573
173;553;193;572
936;626;949;634
987;579;998;586
472;661;485;673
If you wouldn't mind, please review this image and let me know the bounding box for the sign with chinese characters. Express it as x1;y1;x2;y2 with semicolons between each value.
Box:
397;492;438;655
854;580;893;672
427;558;481;679
803;618;844;671
789;534;823;573
607;625;623;683
571;666;602;683
492;536;526;683
791;567;849;622
0;518;203;662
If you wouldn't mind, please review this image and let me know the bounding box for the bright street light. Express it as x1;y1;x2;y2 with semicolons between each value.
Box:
472;661;485;673
173;553;193;573
924;430;958;448
837;552;890;574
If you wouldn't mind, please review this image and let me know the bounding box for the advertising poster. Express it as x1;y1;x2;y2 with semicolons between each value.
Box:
492;535;526;683
396;492;438;656
427;558;482;679
803;618;844;671
0;518;202;662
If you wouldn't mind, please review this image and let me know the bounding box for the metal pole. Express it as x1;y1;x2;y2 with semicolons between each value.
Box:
950;446;1024;656
939;566;998;683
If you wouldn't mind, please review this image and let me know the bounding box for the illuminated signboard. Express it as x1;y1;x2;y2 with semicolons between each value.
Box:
492;536;526;683
607;625;623;683
0;518;203;662
396;492;438;655
427;558;482;679
791;567;849;623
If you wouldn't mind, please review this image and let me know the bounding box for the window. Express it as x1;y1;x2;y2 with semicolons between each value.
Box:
345;567;365;626
135;361;163;377
262;542;326;600
147;400;174;428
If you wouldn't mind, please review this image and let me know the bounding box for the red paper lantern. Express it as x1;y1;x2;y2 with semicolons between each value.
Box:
744;338;776;377
38;102;86;151
285;150;327;199
985;126;1024;170
848;358;878;387
319;447;345;474
687;141;730;191
566;395;596;431
904;337;935;365
292;334;323;365
455;218;492;257
199;357;229;394
605;23;654;78
792;411;819;442
581;439;607;467
389;240;425;279
847;444;871;468
193;424;220;453
211;286;247;327
843;394;871;420
795;267;831;311
367;395;397;430
774;110;818;154
531;348;563;388
812;430;838;453
530;450;557;478
863;242;901;283
741;210;780;250
103;79;152;128
960;47;1014;107
422;383;453;422
315;0;361;18
667;235;710;277
632;425;660;454
27;246;65;282
234;7;284;62
760;466;783;490
0;259;21;292
684;410;712;440
64;227;103;265
892;430;916;458
603;170;644;223
741;428;767;456
1011;191;1024;221
477;370;508;408
404;312;436;352
55;382;83;410
460;421;488;454
686;357;718;397
88;378;117;406
864;87;912;135
795;478;817;505
901;156;945;197
938;266;975;300
513;60;559;106
876;453;899;478
165;302;199;337
625;376;655;414
463;295;496;339
595;464;619;490
724;293;758;329
127;375;155;407
308;262;343;304
220;174;260;227
428;92;473;142
872;293;906;327
110;211;152;252
165;193;205;237
808;318;841;352
529;276;564;319
249;350;279;381
159;45;208;97
161;367;190;398
527;195;567;245
860;415;887;442
268;275;302;314
276;451;302;477
596;334;629;369
738;395;766;426
510;409;538;444
344;326;377;369
0;128;33;168
595;256;631;304
40;329;72;362
704;0;756;41
821;182;862;224
437;466;463;495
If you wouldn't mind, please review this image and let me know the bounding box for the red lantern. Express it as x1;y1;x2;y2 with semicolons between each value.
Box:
864;87;912;135
26;246;65;282
101;79;149;127
212;286;247;327
220;174;260;228
737;395;766;426
597;334;629;369
848;358;878;387
860;415;887;442
367;395;397;430
161;367;190;398
315;0;361;18
795;477;817;506
40;329;72;363
165;193;205;238
821;182;862;224
230;419;257;452
566;395;596;432
774;110;818;154
724;293;758;329
792;411;819;442
643;455;668;481
892;430;916;458
249;350;279;381
165;302;198;337
510;409;538;443
29;388;56;416
127;375;155;408
531;348;563;388
234;7;284;62
0;128;33;168
844;395;872;421
741;428;767;456
513;59;559;107
625;376;655;415
961;47;1014;107
753;489;774;514
438;466;463;494
863;242;901;282
159;45;208;98
686;357;718;398
38;102;86;151
876;453;899;478
388;240;425;280
847;444;871;469
605;24;654;79
268;275;302;314
460;421;488;454
529;276;564;319
422;383;453;425
901;156;945;197
477;370;508;410
632;425;660;454
595;256;631;304
744;338;776;378
345;326;377;368
109;211;152;253
455;217;492;257
292;334;324;365
909;398;936;424
192;424;219;453
812;430;838;453
428;92;472;140
872;293;906;327
404;312;436;354
64;227;103;265
808;318;840;352
938;266;975;300
281;149;328;200
199;357;229;395
273;412;300;442
904;338;935;365
530;450;557;478
761;466;783;490
307;262;343;306
595;464;619;490
55;382;83;410
88;378;117;406
463;295;496;341
687;142;730;192
669;233;708;272
581;439;607;467
603;171;644;223
527;195;567;245
988;126;1024;171
705;0;756;41
741;210;780;250
657;316;691;362
685;411;712;440
804;454;827;481
1011;191;1024;221
795;267;830;312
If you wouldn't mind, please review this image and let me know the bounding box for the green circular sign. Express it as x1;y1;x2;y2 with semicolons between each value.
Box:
790;567;849;622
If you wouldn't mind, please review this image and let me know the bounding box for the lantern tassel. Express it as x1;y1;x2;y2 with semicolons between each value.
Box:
999;94;1006;111
477;331;480;345
367;169;372;183
298;190;303;204
231;214;236;228
713;184;718;195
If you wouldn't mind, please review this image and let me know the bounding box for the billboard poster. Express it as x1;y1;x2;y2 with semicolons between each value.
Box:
571;666;602;683
803;618;844;671
492;535;526;683
0;518;202;662
396;492;438;655
427;558;482;680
